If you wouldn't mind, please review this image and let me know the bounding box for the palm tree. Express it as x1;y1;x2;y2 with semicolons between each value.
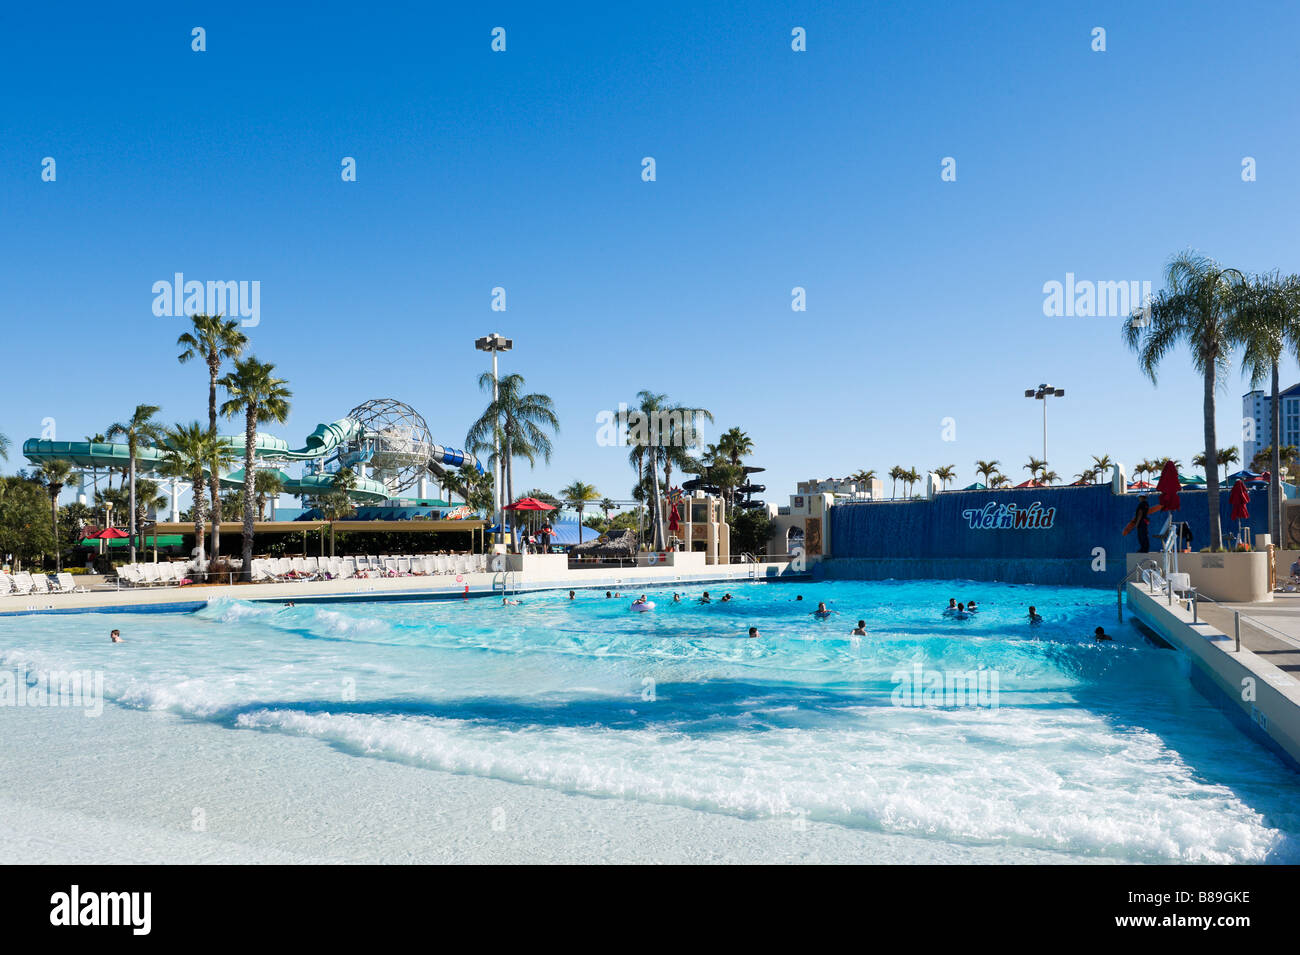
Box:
1217;447;1240;483
319;467;357;557
990;473;1011;489
1228;271;1300;544
560;480;600;545
37;459;73;571
0;432;9;460
1091;454;1113;484
599;497;615;522
1074;468;1096;485
1124;250;1248;549
1040;470;1060;485
159;422;235;567
974;460;1000;487
934;465;956;490
717;427;754;465
1023;456;1046;484
888;465;905;499
254;468;284;521
219;357;292;580
178;314;247;561
106;404;165;563
465;372;559;552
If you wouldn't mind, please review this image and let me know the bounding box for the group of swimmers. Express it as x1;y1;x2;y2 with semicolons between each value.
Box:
944;599;1111;641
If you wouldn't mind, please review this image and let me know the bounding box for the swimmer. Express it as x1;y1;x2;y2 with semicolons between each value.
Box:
699;591;712;604
812;601;834;619
1028;605;1043;625
795;595;803;601
632;595;648;607
672;593;681;603
966;600;978;613
944;598;957;615
954;602;970;620
605;591;612;599
568;590;575;600
747;626;759;639
721;593;733;602
850;620;868;636
502;597;521;606
110;629;123;643
1094;626;1112;642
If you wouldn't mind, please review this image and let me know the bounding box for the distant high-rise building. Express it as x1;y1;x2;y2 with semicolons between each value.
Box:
1242;384;1300;468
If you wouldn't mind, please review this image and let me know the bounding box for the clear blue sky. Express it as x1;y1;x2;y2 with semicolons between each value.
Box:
4;0;1300;506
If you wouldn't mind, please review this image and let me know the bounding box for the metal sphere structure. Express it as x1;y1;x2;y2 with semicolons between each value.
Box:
345;398;434;493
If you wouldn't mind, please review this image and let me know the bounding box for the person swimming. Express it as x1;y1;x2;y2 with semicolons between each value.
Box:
110;629;123;643
568;590;575;600
944;598;957;615
699;591;712;604
1094;626;1112;642
965;600;978;613
605;591;612;599
1028;605;1043;625
850;620;868;636
672;593;681;603
795;595;803;601
747;626;759;639
502;597;521;606
632;595;648;607
812;602;834;619
721;593;733;602
954;602;970;620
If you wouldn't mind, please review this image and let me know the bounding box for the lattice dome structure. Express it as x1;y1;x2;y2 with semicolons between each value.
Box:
345;398;435;493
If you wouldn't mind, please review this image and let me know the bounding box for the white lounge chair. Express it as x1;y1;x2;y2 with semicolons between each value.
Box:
11;572;34;595
0;574;13;597
29;574;51;595
53;572;89;594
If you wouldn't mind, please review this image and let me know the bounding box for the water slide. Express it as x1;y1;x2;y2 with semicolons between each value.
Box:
20;416;477;504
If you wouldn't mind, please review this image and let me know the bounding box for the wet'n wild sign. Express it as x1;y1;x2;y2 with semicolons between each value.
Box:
961;501;1056;530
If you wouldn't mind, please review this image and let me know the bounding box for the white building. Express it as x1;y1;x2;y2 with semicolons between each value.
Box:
1243;385;1300;466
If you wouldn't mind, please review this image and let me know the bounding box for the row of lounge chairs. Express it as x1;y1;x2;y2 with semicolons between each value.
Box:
115;562;196;587
0;572;91;598
250;554;488;582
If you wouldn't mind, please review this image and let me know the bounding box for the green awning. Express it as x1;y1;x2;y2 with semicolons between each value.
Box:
81;535;184;548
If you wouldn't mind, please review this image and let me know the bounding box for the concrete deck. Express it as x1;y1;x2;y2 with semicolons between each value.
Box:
0;560;802;616
1193;592;1300;676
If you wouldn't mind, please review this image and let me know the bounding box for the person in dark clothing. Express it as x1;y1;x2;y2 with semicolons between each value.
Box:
1134;496;1151;553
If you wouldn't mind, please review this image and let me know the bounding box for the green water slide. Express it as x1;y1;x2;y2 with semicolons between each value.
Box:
22;417;389;503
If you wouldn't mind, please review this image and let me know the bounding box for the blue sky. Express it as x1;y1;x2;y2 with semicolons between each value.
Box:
4;0;1300;506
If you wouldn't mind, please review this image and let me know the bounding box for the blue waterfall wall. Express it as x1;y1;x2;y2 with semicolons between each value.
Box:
826;485;1272;587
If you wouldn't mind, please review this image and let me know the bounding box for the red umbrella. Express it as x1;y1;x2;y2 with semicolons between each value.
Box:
502;498;555;511
1230;480;1250;520
92;527;129;539
1156;460;1181;512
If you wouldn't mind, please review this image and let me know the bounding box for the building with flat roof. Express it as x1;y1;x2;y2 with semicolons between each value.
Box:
1243;383;1300;466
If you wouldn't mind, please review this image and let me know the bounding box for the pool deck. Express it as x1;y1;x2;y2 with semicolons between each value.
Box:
0;558;802;616
1127;581;1300;770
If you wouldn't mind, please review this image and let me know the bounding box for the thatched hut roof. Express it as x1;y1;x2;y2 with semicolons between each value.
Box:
570;528;638;559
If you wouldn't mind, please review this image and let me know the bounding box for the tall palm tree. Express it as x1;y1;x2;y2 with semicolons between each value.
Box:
159;422;235;567
219;357;292;581
1124;250;1248;549
465;372;559;552
624;392;669;549
934;465;956;490
319;467;357;557
599;497;615;523
1217;447;1240;483
560;480;600;545
1091;454;1113;484
106;404;164;563
660;402;713;500
717;427;754;465
1024;456;1047;484
177;314;247;561
888;465;905;499
1228;271;1300;544
974;460;1000;486
37;459;73;571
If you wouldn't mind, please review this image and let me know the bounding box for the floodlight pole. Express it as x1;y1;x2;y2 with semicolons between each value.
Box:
476;333;514;553
1025;384;1065;471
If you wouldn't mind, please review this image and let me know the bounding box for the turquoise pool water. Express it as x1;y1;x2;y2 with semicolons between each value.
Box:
2;578;1298;862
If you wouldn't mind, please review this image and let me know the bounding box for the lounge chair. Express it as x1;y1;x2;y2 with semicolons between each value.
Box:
53;572;89;594
11;572;34;595
29;574;52;595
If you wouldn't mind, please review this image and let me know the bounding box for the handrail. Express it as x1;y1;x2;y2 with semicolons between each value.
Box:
1117;558;1160;622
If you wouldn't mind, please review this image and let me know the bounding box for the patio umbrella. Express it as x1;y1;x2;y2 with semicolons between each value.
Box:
1230;479;1250;545
503;498;555;512
1156;460;1181;512
92;527;129;539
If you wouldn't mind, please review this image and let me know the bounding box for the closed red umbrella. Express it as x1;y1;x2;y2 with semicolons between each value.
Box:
1230;480;1250;520
1156;460;1181;512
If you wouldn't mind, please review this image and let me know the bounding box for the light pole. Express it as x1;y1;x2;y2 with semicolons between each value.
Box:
476;333;513;553
1024;384;1065;470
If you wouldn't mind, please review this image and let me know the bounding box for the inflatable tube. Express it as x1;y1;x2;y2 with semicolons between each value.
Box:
631;601;656;612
